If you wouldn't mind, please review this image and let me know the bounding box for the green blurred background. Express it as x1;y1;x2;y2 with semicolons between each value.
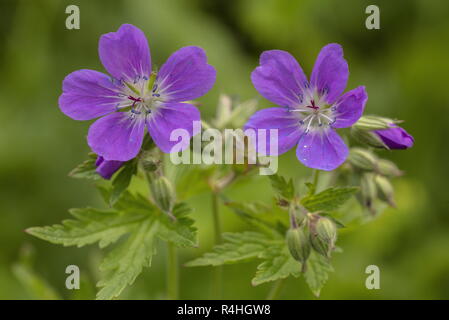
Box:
0;0;448;299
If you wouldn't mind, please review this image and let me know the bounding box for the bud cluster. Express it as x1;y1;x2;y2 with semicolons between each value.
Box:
286;213;338;270
347;148;401;214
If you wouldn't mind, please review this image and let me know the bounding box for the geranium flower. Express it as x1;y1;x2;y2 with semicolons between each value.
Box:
59;24;216;161
245;44;367;171
374;124;414;149
95;156;124;180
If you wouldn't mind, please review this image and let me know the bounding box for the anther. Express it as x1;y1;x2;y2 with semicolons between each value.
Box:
321;86;329;95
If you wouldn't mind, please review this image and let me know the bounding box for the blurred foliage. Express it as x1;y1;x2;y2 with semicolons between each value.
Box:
0;0;448;299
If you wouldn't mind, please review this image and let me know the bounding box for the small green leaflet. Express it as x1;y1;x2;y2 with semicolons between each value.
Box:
26;207;147;249
68;153;100;180
96;219;158;300
223;200;286;235
186;232;303;287
304;251;334;297
301;187;359;212
185;232;272;267
157;202;198;248
27;190;197;300
252;244;301;286
269;174;294;200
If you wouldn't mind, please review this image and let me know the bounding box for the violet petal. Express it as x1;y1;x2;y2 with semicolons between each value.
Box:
296;128;348;171
251;50;308;107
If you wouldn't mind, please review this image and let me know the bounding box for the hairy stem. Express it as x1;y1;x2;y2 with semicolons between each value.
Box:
211;192;223;298
266;279;285;300
167;242;179;300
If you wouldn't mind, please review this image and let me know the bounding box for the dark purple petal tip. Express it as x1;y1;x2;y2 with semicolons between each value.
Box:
374;125;414;150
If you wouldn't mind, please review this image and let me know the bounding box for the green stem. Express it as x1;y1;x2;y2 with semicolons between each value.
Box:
266;279;285;300
211;192;223;298
142;152;179;300
167;242;179;300
312;169;320;194
211;192;222;243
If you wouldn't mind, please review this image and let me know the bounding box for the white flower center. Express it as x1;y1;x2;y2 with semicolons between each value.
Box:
288;87;337;133
114;74;167;120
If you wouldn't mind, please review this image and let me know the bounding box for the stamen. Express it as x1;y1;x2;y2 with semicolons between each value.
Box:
305;115;315;133
319;113;336;125
320;86;329;96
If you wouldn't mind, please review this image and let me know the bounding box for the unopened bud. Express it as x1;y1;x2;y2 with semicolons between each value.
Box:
348;148;378;171
360;173;378;214
376;159;403;177
310;217;337;258
351;126;388;149
286;227;311;265
374;174;396;207
353;115;393;131
149;176;176;218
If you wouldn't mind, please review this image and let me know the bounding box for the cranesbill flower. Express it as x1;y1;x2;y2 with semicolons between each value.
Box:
59;24;216;161
95;156;124;180
245;44;367;171
374;124;414;149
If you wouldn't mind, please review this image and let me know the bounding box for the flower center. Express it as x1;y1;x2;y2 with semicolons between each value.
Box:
114;73;166;119
288;88;337;133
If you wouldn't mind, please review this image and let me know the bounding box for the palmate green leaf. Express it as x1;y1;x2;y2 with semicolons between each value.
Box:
96;219;159;300
28;190;198;300
186;231;302;287
304;251;334;297
301;187;359;212
251;244;301;286
68;153;100;180
26;207;147;248
185;232;273;267
269;174;295;200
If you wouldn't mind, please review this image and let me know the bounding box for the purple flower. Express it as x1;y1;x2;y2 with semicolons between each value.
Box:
95;156;124;180
374;124;414;149
59;24;216;161
245;44;367;171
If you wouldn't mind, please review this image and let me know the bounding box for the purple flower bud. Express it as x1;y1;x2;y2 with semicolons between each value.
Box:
95;156;124;180
374;124;414;150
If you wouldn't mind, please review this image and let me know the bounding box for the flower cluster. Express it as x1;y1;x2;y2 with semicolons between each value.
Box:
59;24;413;177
